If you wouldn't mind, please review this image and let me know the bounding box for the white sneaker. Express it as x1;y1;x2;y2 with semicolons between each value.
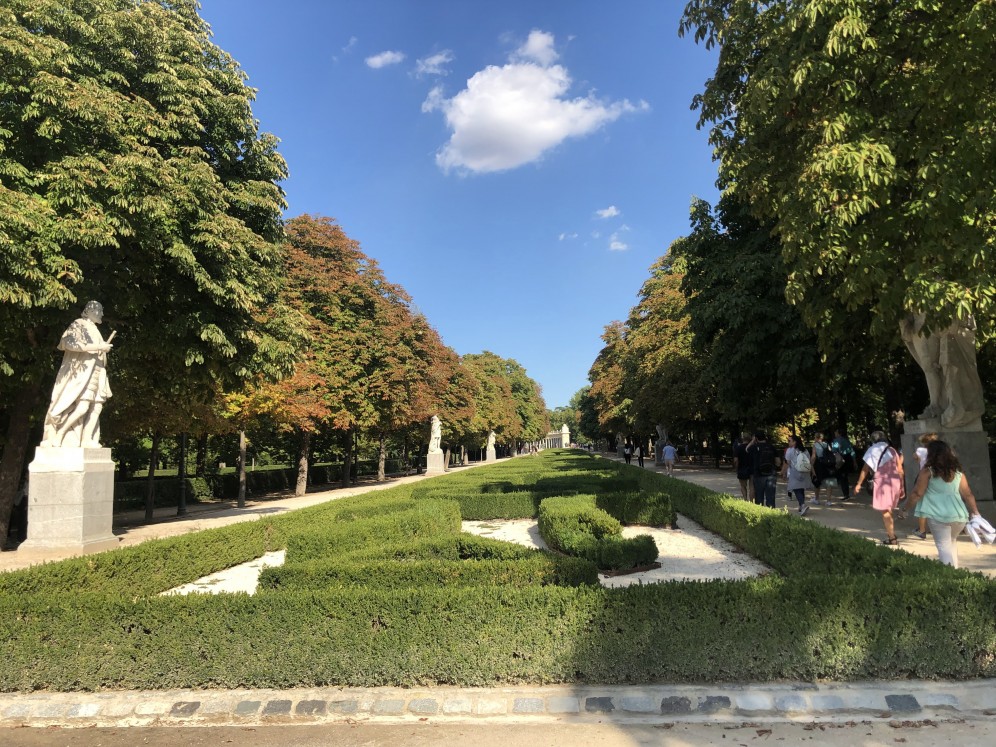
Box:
824;500;833;506
800;504;810;516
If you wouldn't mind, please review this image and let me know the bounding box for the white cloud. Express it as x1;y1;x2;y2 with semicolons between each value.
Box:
422;31;649;174
558;232;579;241
595;205;620;219
609;231;629;252
512;29;558;66
334;36;358;63
366;50;406;69
416;50;454;77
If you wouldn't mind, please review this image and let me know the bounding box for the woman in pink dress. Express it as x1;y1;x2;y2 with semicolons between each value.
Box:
853;430;905;545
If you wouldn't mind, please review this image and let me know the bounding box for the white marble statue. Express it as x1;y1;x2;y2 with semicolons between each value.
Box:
901;313;985;429
41;301;114;448
486;430;496;448
428;415;443;454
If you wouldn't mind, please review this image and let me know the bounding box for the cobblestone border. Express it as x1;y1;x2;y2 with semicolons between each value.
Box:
3;682;996;727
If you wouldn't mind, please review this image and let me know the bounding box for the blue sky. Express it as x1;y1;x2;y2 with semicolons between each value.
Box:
200;0;720;409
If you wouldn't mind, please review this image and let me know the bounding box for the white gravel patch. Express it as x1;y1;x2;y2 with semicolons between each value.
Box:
160;550;286;596
462;514;772;588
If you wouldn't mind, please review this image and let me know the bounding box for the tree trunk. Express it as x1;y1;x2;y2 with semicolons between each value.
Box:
295;428;310;497
0;383;42;548
340;428;353;488
461;444;467;466
145;432;161;522
377;433;387;482
177;432;188;516
237;430;247;508
195;432;208;477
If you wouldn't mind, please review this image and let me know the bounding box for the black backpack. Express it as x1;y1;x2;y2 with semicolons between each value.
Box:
817;447;837;474
756;443;777;475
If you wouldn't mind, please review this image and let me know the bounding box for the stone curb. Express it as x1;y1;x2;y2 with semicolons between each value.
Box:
3;682;996;728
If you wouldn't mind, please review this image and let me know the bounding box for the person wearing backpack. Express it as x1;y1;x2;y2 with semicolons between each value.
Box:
830;428;857;500
747;431;780;508
811;431;837;506
782;434;814;515
853;430;906;545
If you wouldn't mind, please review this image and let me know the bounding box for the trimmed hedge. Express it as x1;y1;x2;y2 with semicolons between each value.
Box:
2;448;994;692
2;576;994;691
114;477;214;510
285;501;461;563
538;495;659;571
258;555;599;591
645;472;967;580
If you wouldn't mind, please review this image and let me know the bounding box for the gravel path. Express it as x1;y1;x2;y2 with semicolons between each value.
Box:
461;514;772;588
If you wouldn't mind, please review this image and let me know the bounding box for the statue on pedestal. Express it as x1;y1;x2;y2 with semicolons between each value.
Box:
41;301;114;448
486;430;495;449
428;415;443;454
901;313;985;429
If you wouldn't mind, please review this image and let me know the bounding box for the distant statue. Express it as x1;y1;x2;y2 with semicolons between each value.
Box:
901;313;985;429
41;301;114;448
486;430;496;448
428;415;443;454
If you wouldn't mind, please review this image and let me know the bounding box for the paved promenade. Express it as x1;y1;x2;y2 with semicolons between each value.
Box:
2;452;995;733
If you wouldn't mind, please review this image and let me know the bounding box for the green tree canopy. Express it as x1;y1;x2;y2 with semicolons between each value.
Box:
680;0;996;342
0;0;298;540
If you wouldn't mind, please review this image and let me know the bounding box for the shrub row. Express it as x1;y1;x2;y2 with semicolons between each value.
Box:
285;500;462;563
2;448;993;692
2;575;994;691
258;555;598;591
646;472;966;580
114;477;214;510
538;495;659;571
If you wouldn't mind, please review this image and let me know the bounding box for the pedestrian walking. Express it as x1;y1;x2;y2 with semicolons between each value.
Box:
905;440;981;568
830;428;856;500
811;431;836;505
623;442;632;465
733;432;754;501
782;434;814;515
662;441;677;476
853;430;905;545
911;432;938;540
746;432;779;508
636;443;644;468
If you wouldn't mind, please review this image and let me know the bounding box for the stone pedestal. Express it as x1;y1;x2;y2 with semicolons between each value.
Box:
22;447;119;551
425;451;445;476
485;446;497;463
901;419;993;501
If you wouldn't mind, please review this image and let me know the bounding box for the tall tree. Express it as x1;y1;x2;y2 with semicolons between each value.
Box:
462;352;546;450
587;322;632;441
0;0;297;541
623;251;712;436
680;0;996;342
675;196;824;423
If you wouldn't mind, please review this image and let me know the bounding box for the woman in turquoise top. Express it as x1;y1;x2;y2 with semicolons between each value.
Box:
905;441;981;568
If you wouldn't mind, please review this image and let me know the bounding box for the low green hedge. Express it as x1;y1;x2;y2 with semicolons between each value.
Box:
651;474;966;580
410;487;540;520
342;533;538;562
2;448;995;692
114;477;214;510
596;489;676;528
259;555;598;591
285;501;461;563
538;495;659;571
2;575;994;691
